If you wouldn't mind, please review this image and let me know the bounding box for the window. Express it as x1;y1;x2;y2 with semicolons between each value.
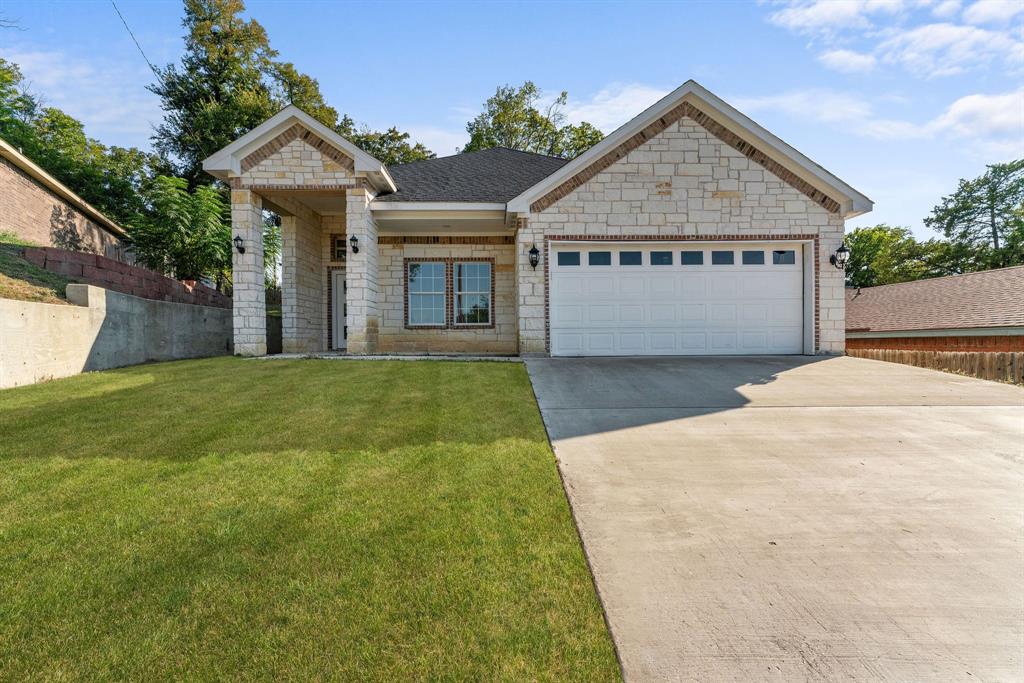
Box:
455;262;491;325
651;251;673;265
331;235;347;262
588;251;612;266
619;251;642;266
680;251;703;266
742;250;765;265
773;250;796;265
407;262;446;326
711;251;734;265
557;251;580;266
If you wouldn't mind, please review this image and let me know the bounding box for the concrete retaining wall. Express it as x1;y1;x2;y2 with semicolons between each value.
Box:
0;284;232;388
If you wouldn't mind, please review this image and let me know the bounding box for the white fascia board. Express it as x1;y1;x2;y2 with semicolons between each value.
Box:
846;326;1024;338
508;80;873;219
200;105;395;193
370;202;506;212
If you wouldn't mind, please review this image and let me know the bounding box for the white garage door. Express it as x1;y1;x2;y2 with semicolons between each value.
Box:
550;243;805;356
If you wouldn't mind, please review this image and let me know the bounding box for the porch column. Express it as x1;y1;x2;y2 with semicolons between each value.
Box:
345;186;378;354
230;189;266;356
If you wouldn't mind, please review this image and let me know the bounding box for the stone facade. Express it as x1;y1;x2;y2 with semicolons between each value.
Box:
278;195;324;353
377;238;516;354
517;115;846;355
0;156;127;260
239;135;356;189
344;189;379;354
230;190;267;356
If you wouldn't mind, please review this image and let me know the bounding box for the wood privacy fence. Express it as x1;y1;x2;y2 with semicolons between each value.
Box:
847;348;1024;385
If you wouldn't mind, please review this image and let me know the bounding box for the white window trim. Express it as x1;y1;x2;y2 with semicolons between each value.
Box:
407;261;446;327
453;261;492;327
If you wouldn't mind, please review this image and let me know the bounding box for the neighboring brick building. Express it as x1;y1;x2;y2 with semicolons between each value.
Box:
846;266;1024;352
0;136;130;261
202;80;872;357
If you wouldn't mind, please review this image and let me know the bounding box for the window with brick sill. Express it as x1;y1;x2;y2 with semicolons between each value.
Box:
331;235;347;262
405;258;494;329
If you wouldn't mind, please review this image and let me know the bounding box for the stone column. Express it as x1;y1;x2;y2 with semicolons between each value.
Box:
230;189;266;356
515;217;547;355
345;187;378;354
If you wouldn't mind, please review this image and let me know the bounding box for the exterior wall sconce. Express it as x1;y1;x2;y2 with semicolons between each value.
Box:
528;244;540;270
233;235;245;254
349;234;360;254
829;243;850;269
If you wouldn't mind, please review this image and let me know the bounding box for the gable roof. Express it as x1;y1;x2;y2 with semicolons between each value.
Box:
201;105;396;193
377;148;569;203
507;80;873;218
0;136;127;239
846;266;1024;333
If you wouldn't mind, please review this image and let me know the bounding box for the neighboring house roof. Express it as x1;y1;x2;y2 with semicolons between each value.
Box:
846;266;1024;333
506;80;873;218
377;148;570;203
0;136;128;239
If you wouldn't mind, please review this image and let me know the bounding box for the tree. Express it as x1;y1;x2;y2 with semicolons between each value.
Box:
150;0;431;184
924;160;1024;270
843;225;928;288
463;82;604;159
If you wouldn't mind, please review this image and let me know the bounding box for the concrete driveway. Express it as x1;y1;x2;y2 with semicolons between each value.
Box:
526;356;1024;682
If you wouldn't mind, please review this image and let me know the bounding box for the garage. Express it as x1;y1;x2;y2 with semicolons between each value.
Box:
549;242;809;356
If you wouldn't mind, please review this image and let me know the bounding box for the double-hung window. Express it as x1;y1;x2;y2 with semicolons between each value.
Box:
454;262;491;325
407;262;446;326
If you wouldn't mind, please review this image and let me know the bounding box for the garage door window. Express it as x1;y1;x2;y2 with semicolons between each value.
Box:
407;262;446;326
620;251;642;266
651;251;673;265
711;251;734;265
681;251;703;266
588;251;612;266
742;250;765;265
773;250;796;265
557;251;580;266
455;262;491;325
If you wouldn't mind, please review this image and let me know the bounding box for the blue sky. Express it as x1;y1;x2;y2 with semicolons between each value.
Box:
1;0;1021;237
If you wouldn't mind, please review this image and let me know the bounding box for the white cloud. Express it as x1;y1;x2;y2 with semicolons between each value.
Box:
1;46;161;149
818;48;878;72
877;22;1023;76
769;0;908;34
962;0;1024;24
929;89;1024;150
562;83;670;132
732;89;875;125
931;0;961;18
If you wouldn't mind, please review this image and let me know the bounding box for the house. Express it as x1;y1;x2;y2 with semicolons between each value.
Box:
846;266;1024;352
0;136;130;262
202;80;872;357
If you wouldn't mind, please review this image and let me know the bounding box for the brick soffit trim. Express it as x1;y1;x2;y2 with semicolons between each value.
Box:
530;101;842;214
239;123;356;174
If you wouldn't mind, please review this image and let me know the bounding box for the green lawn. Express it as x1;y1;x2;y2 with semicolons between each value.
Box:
0;358;619;681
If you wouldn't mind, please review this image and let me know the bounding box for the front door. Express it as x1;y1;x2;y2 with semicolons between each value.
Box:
332;270;347;350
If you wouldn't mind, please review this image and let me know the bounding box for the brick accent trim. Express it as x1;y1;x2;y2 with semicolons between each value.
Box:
228;179;359;191
530;101;841;214
402;257;496;331
542;234;820;354
379;235;515;246
326;266;345;350
239;123;355;174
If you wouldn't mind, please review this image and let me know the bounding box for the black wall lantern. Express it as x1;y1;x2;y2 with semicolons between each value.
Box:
829;243;850;270
349;234;360;254
528;244;540;270
233;235;245;254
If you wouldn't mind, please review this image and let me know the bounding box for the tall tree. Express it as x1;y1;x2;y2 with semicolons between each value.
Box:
843;225;929;288
463;82;604;159
924;160;1024;270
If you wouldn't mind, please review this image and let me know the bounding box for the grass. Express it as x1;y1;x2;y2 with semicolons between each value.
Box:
0;240;73;304
0;357;619;681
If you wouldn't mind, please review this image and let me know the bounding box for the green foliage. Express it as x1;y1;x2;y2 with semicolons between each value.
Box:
463;82;604;159
844;225;928;288
150;0;432;182
130;176;230;281
924;159;1024;270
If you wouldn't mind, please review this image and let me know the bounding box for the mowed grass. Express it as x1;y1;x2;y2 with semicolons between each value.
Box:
0;358;619;681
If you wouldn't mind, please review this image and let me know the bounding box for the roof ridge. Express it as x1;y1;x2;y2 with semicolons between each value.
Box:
854;264;1024;292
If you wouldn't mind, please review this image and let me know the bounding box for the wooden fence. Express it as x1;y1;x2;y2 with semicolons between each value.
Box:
847;348;1024;385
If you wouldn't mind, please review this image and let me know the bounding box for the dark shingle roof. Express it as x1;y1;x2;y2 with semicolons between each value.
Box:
846;266;1024;333
378;147;569;203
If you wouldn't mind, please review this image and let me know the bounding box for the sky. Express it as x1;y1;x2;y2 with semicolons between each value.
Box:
1;0;1021;238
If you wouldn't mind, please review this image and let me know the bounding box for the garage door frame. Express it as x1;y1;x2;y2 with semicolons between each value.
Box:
543;234;819;356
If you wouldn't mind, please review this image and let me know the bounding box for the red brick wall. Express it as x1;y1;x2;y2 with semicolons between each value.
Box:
0;156;128;261
846;335;1024;352
22;246;231;309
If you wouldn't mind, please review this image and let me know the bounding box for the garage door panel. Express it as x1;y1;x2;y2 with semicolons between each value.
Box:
550;243;804;356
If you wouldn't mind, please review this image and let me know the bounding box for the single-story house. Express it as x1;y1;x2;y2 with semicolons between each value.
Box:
0;136;130;261
846;266;1024;352
202;80;872;357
